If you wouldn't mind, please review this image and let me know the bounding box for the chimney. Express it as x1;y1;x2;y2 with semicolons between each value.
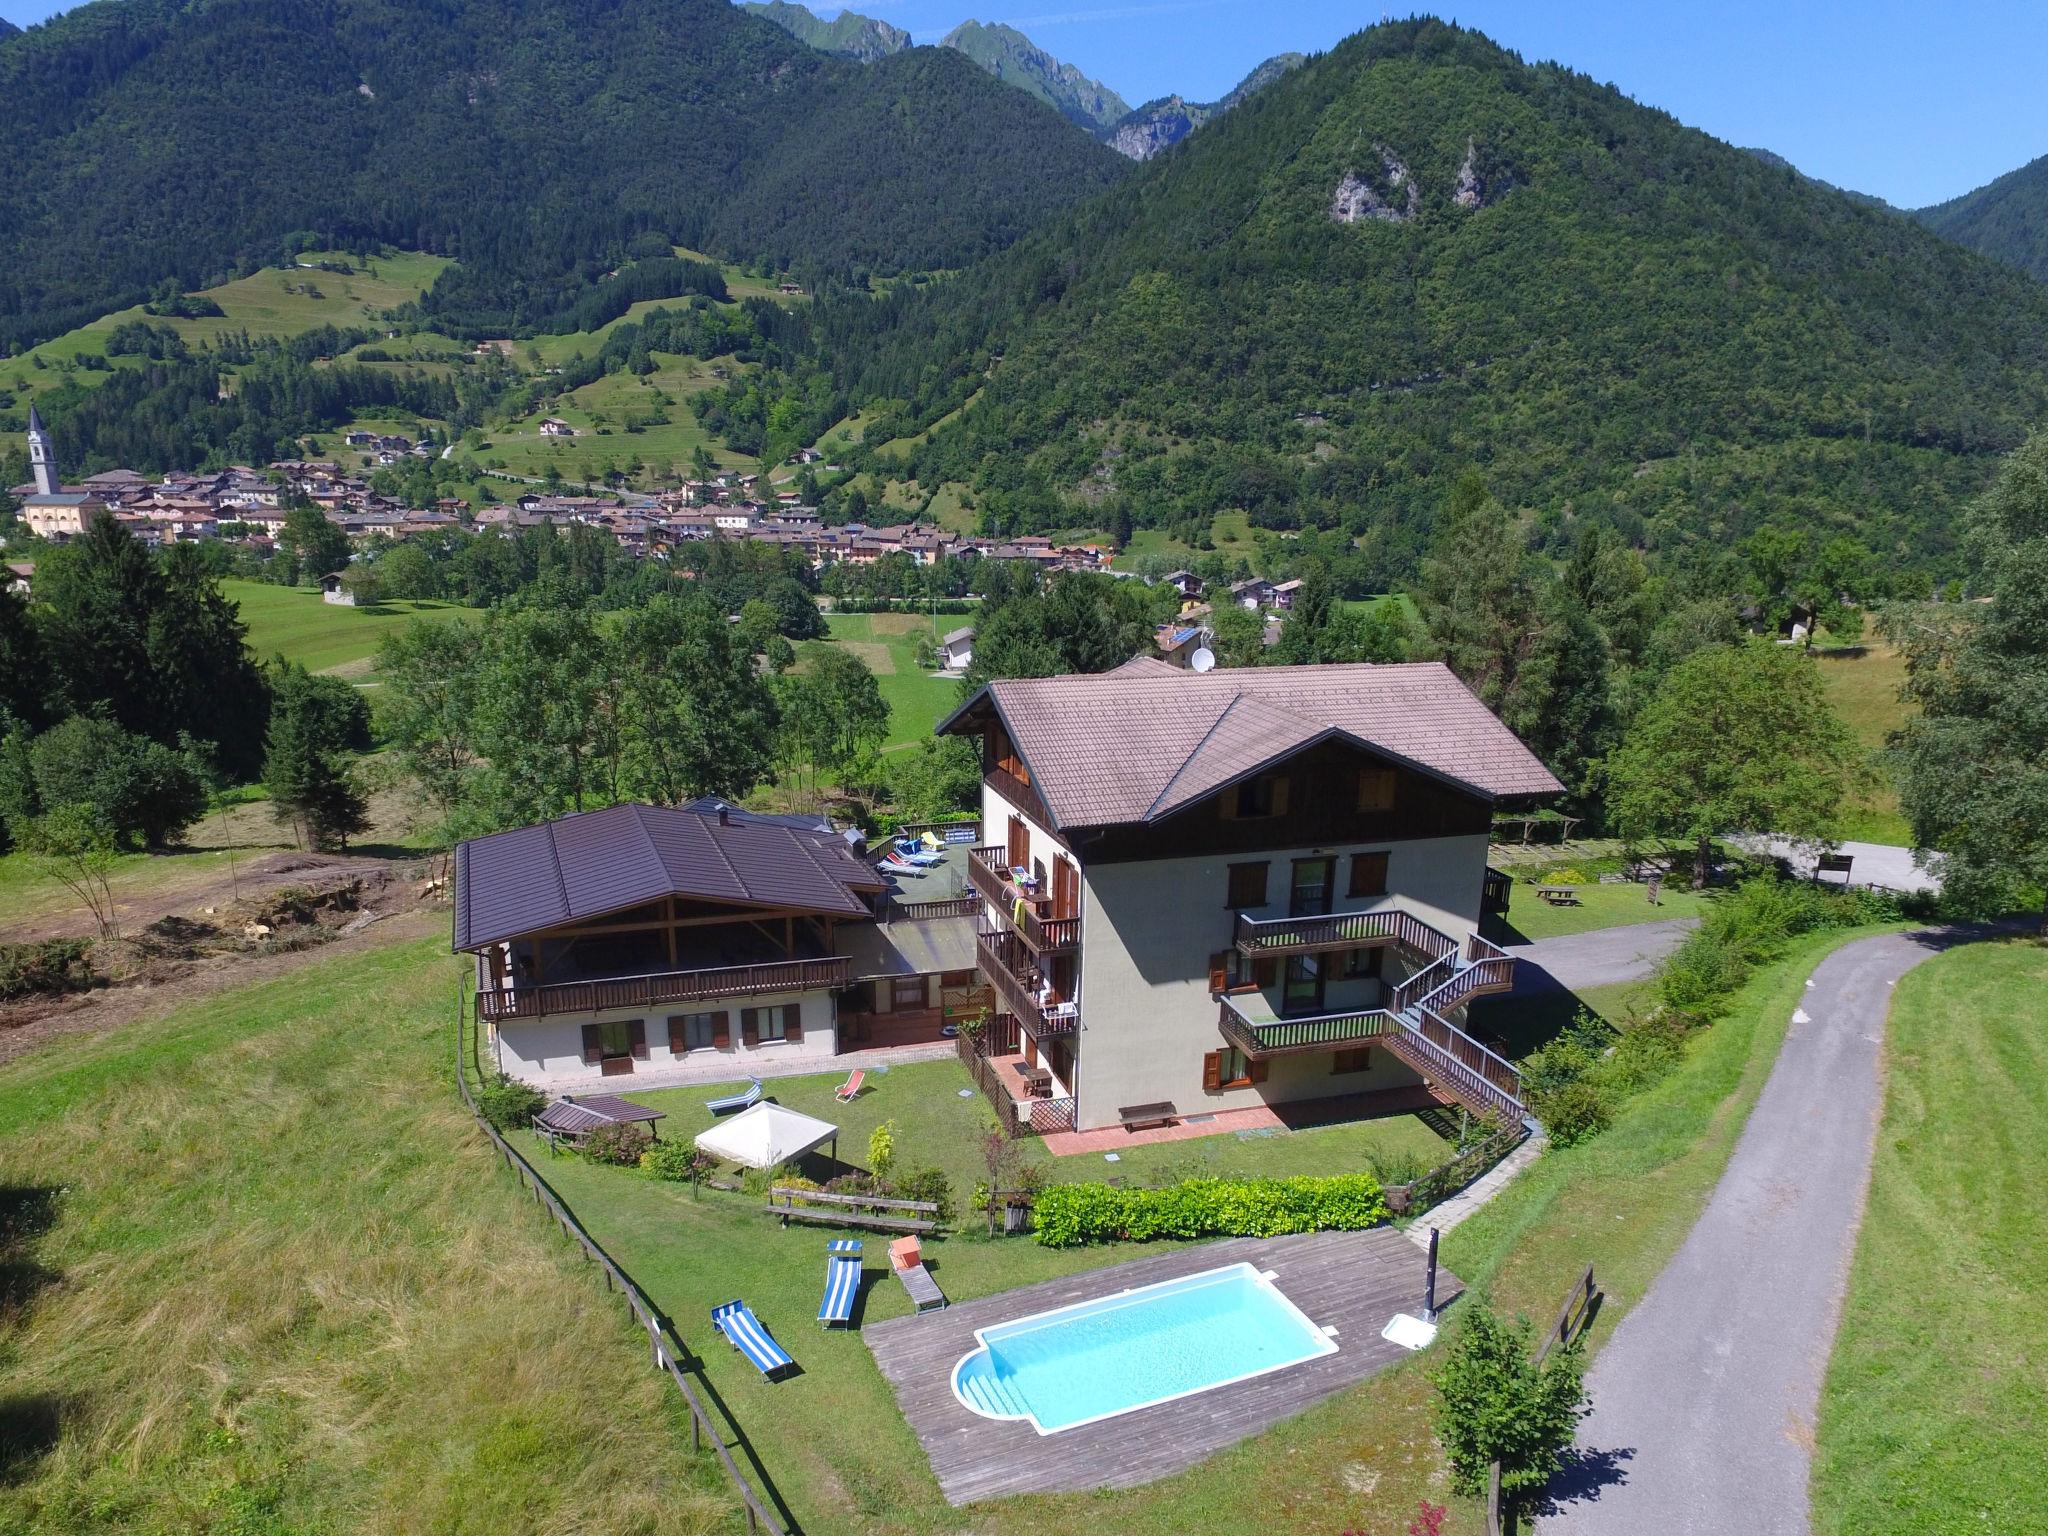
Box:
717;805;730;826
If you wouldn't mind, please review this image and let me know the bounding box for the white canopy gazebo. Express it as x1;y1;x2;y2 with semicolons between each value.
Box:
693;1101;839;1170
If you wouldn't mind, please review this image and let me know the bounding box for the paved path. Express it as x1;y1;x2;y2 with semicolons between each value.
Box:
1509;918;1699;994
1732;836;1941;895
1540;927;1972;1536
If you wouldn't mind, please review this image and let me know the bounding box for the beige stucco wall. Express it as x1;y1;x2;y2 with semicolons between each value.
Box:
1071;832;1489;1131
490;987;838;1087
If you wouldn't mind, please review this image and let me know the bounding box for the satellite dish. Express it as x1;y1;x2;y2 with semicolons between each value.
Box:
1189;647;1217;673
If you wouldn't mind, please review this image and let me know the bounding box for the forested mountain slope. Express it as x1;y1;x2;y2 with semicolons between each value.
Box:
1915;153;2048;282
828;21;2048;580
0;0;1125;350
937;21;1128;132
1107;53;1306;161
740;0;909;61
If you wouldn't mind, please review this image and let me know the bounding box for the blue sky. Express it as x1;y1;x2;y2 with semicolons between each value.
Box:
3;1;2040;206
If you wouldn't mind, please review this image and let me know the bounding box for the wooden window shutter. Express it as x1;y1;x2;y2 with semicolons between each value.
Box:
711;1010;730;1048
1202;1051;1223;1092
628;1019;649;1060
784;1004;803;1044
1357;767;1396;812
667;1015;687;1054
740;1009;759;1047
1248;1056;1269;1085
1208;952;1230;994
580;1024;602;1065
1269;775;1290;816
1350;851;1390;897
1254;956;1278;988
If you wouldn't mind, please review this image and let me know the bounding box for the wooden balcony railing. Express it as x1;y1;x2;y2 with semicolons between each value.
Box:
1233;905;1452;961
476;955;853;1022
975;928;1079;1038
968;845;1079;952
1217;996;1392;1057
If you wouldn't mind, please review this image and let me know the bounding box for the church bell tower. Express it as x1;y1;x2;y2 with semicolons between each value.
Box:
26;404;58;497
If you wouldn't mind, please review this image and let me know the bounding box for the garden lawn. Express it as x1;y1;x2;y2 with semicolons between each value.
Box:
224;578;479;675
0;933;732;1534
515;1053;1454;1536
1812;940;2048;1536
821;612;968;749
1490;879;1715;943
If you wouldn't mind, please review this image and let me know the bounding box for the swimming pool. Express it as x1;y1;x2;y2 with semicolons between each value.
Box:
950;1262;1338;1435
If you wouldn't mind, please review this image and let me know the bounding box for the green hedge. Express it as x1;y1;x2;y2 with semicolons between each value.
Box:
1032;1173;1390;1247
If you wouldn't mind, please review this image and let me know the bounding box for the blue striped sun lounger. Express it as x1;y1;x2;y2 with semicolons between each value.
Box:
705;1078;762;1115
712;1299;794;1379
818;1239;862;1327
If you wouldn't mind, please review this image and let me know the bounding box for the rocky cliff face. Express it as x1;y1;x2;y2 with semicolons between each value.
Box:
1105;52;1305;160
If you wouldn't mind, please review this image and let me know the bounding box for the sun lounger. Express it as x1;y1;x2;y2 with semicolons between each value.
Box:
889;1234;947;1311
877;856;924;876
834;1068;865;1103
705;1078;763;1115
712;1299;794;1379
818;1239;861;1326
893;845;947;867
919;830;947;853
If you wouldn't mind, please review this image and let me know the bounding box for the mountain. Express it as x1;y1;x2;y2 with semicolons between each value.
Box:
740;0;907;62
0;19;19;38
0;0;1126;350
939;20;1129;132
1915;154;2048;283
1107;51;1304;160
834;21;2048;580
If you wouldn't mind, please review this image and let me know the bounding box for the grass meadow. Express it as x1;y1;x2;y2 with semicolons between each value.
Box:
0;934;734;1534
1813;940;2047;1536
818;611;969;750
480;355;754;483
225;578;479;676
1813;640;1915;844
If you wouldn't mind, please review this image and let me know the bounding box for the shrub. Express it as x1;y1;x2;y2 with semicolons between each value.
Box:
640;1139;713;1182
867;1119;896;1178
1530;1079;1613;1147
1547;866;1588;886
20;717;209;850
890;1166;954;1223
581;1122;652;1167
1033;1173;1389;1248
473;1073;544;1132
1431;1304;1588;1499
0;938;95;1000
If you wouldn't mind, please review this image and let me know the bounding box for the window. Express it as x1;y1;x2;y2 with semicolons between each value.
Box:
1357;768;1396;812
891;975;929;1011
1221;774;1290;820
1208;951;1277;994
581;1019;647;1069
1226;861;1270;909
1203;1046;1266;1091
669;1011;727;1053
1349;851;1390;897
1341;946;1386;981
1282;955;1323;1015
1290;857;1336;917
741;1004;800;1045
1332;1047;1372;1075
599;1020;635;1059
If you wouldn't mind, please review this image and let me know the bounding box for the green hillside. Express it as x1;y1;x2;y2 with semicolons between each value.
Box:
938;20;1129;131
741;0;908;61
829;20;2048;585
1915;152;2048;283
0;0;1125;351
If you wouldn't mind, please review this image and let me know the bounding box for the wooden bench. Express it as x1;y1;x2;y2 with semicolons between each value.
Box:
767;1186;938;1235
1534;885;1583;907
1118;1101;1179;1132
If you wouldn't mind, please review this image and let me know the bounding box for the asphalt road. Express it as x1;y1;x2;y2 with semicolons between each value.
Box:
1539;927;1971;1535
1732;836;1942;895
1509;919;1699;993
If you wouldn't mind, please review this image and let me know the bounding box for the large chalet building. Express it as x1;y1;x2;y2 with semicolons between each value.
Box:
936;658;1559;1133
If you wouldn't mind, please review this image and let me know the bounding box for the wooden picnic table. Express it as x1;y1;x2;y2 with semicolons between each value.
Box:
768;1186;938;1235
1534;885;1583;906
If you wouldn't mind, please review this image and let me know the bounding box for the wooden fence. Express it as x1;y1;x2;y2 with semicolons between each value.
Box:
1385;1122;1529;1217
1485;1264;1600;1536
453;987;790;1535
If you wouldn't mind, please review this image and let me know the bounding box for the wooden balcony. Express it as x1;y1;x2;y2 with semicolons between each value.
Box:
975;927;1079;1038
967;845;1078;952
1217;995;1392;1057
476;955;853;1022
1233;905;1450;961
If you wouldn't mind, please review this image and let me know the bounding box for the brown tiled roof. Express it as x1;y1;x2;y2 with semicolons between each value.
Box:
453;803;884;952
938;660;1561;829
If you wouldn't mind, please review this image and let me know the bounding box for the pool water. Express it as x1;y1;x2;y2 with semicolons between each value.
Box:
950;1262;1337;1434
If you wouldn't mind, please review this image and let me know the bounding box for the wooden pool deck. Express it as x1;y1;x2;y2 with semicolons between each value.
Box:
864;1226;1460;1505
